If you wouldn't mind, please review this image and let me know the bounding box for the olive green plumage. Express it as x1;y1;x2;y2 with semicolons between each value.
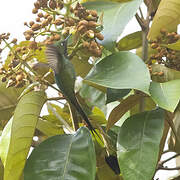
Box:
45;38;95;133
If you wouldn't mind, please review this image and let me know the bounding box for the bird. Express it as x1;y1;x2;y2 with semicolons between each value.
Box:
45;35;97;136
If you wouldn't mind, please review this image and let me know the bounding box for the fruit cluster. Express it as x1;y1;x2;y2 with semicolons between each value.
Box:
24;0;104;57
149;29;180;71
0;0;104;89
0;33;40;88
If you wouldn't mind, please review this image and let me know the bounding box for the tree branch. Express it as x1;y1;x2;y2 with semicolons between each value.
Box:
158;166;180;171
137;9;150;112
47;97;65;101
160;153;180;165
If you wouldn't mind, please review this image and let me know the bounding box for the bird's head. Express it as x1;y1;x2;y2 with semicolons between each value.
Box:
45;34;71;73
55;34;71;56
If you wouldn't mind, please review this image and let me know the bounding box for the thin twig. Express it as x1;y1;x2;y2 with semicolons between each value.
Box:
162;150;172;154
135;13;145;30
47;97;65;101
138;8;150;112
139;7;144;19
158;166;180;171
161;153;180;165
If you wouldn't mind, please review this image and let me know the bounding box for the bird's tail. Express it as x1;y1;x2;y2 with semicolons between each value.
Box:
70;97;101;140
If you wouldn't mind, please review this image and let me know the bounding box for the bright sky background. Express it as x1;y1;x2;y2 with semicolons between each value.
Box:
0;0;179;179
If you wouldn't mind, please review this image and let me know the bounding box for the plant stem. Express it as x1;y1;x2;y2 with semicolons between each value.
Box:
158;166;180;171
137;9;150;113
161;153;180;165
47;97;65;101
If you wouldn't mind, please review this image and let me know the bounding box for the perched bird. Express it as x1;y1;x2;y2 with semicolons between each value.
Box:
45;35;96;135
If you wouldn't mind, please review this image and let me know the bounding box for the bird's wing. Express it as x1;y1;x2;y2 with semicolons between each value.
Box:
45;44;60;73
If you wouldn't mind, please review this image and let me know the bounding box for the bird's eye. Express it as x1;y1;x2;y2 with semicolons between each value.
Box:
61;42;64;46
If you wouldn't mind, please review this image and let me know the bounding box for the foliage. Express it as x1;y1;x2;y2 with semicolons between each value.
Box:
0;0;180;180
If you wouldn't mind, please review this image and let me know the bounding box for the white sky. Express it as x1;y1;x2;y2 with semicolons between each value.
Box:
0;0;178;179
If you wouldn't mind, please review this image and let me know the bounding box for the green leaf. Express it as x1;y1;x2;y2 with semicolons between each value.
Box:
106;88;131;104
117;31;142;51
117;108;165;180
162;40;180;51
84;0;143;50
148;0;180;40
72;53;93;78
150;80;180;112
0;78;24;122
0;91;46;180
0;158;4;180
85;51;151;95
107;94;142;130
89;106;107;124
36;119;64;136
79;83;106;112
24;127;96;180
151;64;180;83
47;103;71;124
130;97;156;115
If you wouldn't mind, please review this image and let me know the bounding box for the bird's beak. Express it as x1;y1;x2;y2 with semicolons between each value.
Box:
62;34;72;46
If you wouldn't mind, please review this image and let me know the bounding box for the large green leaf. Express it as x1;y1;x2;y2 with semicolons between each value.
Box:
0;91;46;180
0;79;24;123
84;0;143;50
150;80;180;112
24;127;96;180
117;108;165;180
85;51;151;94
151;64;180;83
148;0;180;40
117;31;142;51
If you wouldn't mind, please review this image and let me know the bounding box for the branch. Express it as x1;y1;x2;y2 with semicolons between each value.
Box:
158;166;180;171
47;97;65;101
162;150;172;154
160;153;180;165
138;8;150;112
135;13;146;30
139;7;144;19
